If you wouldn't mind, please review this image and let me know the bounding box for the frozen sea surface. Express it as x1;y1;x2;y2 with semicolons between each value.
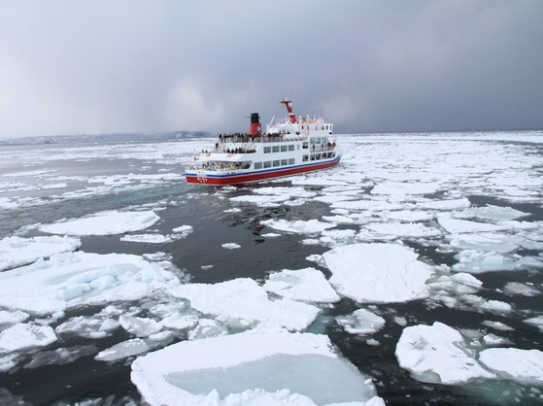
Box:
0;131;542;405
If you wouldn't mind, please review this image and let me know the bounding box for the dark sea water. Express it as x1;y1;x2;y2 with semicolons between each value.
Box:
0;134;542;406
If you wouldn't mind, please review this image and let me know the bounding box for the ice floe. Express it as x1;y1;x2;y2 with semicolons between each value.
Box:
479;348;543;384
371;182;440;195
25;344;98;369
336;308;386;335
261;218;337;234
0;235;81;271
323;243;434;303
120;234;173;244
0;251;180;316
263;267;340;303
222;242;241;249
0;323;57;353
39;210;160;236
131;331;384;406
171;278;320;332
396;322;495;384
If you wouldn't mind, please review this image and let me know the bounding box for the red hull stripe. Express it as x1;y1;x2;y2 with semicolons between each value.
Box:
186;157;341;185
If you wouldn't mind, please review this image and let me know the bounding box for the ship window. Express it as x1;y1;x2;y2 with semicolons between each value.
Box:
288;158;295;165
316;154;321;160
281;159;288;165
272;146;280;153
302;142;308;149
264;161;271;168
310;155;315;161
288;145;295;151
254;162;263;169
264;147;271;154
280;145;287;152
273;160;280;167
303;155;308;162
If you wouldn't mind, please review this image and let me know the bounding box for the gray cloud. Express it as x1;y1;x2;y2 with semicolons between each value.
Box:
1;0;542;138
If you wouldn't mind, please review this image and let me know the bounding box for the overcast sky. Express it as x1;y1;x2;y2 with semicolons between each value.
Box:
1;0;542;138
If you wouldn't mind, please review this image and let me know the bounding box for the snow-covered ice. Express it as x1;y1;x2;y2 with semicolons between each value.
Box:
479;348;543;384
39;210;160;236
261;218;337;235
263;267;340;303
396;322;495;384
0;235;81;271
0;323;57;353
171;278;320;332
0;251;180;316
131;331;384;406
323;243;434;303
336;309;386;335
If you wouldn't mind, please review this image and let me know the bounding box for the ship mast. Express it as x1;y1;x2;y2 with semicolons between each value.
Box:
280;99;297;124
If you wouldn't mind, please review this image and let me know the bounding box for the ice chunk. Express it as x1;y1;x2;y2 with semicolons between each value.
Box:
336;309;386;335
263;268;341;303
503;282;540;296
171;225;193;239
188;319;228;340
524;316;543;332
323;243;433;303
449;232;519;253
381;210;434;222
479;348;543;384
417;198;471;210
131;331;382;406
119;315;163;337
55;315;120;339
360;222;441;239
438;217;504;234
24;344;98;369
0;310;29;326
453;250;515;273
39;210;160;236
96;338;165;362
0;235;81;271
0;323;57;353
0;251;179;316
120;234;173;244
221;243;241;249
161;314;198;332
171;278;320;332
371;182;440;195
396;322;495;384
455;205;529;221
261;219;337;235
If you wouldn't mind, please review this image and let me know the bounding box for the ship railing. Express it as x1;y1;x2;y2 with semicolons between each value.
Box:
217;133;307;144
